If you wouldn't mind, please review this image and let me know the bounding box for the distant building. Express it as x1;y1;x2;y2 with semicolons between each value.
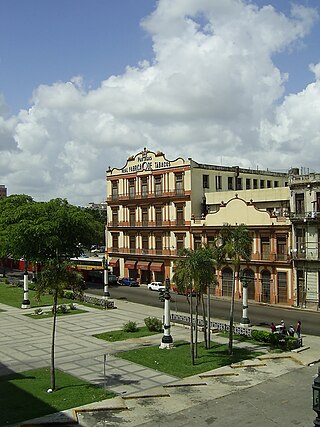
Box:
0;185;7;197
105;147;319;310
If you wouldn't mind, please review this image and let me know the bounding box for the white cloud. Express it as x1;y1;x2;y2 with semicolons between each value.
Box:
0;0;319;204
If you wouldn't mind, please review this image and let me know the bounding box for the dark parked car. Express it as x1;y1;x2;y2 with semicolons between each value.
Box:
119;277;139;287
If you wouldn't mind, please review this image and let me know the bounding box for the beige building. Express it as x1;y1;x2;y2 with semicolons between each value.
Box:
106;148;300;307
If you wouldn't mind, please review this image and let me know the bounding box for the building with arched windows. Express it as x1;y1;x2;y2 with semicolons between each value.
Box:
105;147;319;309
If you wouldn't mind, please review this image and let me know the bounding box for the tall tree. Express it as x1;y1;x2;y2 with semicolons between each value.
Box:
1;195;104;390
36;261;84;391
173;246;216;364
220;224;252;355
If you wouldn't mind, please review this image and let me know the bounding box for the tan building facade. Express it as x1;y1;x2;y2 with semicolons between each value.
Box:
106;148;297;307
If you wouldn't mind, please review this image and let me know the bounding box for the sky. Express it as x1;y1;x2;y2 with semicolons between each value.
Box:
0;0;320;206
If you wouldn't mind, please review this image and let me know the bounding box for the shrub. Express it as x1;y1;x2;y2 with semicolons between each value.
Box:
63;290;74;300
28;282;36;291
69;303;77;310
285;336;300;351
251;330;271;343
59;304;69;313
144;316;163;332
34;308;43;315
123;321;138;333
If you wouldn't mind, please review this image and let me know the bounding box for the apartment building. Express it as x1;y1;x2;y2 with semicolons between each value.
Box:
0;185;7;197
289;170;320;309
106;148;296;307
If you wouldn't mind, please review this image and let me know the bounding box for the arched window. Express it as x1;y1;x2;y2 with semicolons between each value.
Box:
222;267;233;297
261;270;271;303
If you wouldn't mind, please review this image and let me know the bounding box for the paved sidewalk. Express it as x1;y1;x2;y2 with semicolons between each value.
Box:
0;297;319;426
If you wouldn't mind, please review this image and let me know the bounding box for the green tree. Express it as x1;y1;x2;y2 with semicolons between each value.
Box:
220;224;252;355
173;246;216;364
0;195;104;390
36;260;84;391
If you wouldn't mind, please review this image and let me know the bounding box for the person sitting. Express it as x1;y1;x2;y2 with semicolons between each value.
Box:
288;325;295;337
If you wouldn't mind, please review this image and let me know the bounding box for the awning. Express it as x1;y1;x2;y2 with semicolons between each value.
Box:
150;262;164;272
137;261;150;270
108;258;119;267
124;260;137;269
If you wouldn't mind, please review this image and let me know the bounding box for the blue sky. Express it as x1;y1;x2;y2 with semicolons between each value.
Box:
0;0;320;204
0;0;155;113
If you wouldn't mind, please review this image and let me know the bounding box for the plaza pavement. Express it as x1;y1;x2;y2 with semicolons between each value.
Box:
0;296;319;426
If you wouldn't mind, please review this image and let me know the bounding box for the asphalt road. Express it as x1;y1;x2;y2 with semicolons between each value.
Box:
86;283;320;336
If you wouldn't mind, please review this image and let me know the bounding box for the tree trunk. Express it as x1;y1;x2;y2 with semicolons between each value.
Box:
201;293;208;349
51;290;58;390
206;284;211;349
228;269;237;355
195;294;199;358
189;284;195;365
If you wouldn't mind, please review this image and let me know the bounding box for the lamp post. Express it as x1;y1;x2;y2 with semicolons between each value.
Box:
240;269;250;327
103;255;110;299
21;259;30;309
313;367;320;426
101;202;110;301
159;277;174;349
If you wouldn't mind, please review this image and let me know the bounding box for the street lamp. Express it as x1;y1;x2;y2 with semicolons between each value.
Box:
21;259;30;309
239;269;250;327
313;367;320;426
159;277;174;349
101;202;110;301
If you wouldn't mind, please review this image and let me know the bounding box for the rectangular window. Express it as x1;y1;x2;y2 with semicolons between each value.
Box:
277;272;287;303
316;192;320;212
261;236;270;260
141;177;148;198
215;175;222;190
175;173;184;196
203;174;209;189
228;177;233;190
142;235;149;252
129;235;136;254
194;236;202;249
296;228;305;257
246;178;251;190
112;208;118;227
253;179;258;189
236;177;242;190
155;235;163;254
129;209;135;227
267;180;271;188
142;207;148;226
111;181;118;200
112;233;119;251
277;235;287;261
155;175;162;197
295;193;305;215
260;180;265;189
176;204;184;225
129;178;135;199
176;233;185;251
155;206;162;226
274;181;279;187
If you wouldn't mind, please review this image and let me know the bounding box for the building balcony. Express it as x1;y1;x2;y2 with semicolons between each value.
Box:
290;211;320;221
107;190;190;204
108;247;177;256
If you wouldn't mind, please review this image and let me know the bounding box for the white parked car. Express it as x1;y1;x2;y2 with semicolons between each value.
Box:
147;281;166;291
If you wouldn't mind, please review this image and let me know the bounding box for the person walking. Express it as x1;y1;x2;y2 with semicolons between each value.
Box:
296;320;301;338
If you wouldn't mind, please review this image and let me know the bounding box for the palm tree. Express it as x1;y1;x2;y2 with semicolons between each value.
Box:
36;260;84;391
173;246;216;363
220;224;252;355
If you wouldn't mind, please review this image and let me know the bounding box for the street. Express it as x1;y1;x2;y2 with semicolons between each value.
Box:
86;283;320;336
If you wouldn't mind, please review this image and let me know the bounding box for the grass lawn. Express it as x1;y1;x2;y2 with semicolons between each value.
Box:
94;326;160;342
0;367;115;426
0;282;74;308
115;341;263;378
25;308;88;319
